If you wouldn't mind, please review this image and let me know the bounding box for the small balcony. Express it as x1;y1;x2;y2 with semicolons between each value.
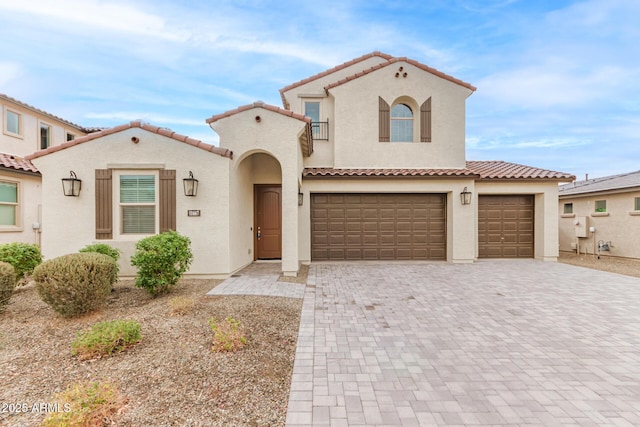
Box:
311;120;329;141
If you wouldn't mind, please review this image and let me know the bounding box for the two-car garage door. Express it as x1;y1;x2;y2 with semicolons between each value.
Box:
311;193;534;261
311;193;446;261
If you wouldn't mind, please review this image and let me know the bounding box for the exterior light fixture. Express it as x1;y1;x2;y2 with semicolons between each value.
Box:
183;171;198;197
460;187;472;205
298;192;304;206
61;171;82;197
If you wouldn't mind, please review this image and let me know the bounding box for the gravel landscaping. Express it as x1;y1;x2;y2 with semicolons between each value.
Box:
0;279;302;427
559;251;640;278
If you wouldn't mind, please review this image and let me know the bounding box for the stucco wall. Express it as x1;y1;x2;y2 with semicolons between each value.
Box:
0;171;42;245
210;107;307;275
559;191;640;259
475;181;560;261
298;179;476;263
31;128;231;277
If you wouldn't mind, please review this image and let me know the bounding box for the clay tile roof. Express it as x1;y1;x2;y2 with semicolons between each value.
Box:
205;101;311;124
466;160;575;181
559;170;640;196
279;51;393;96
324;57;477;93
25;121;233;161
303;161;574;181
303;167;479;178
0;93;90;132
0;152;39;174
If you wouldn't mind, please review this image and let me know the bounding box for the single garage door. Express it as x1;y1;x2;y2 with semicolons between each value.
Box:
311;193;446;261
478;195;534;258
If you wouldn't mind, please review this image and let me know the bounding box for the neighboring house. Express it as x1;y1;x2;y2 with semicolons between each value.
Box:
558;170;640;259
28;52;574;277
0;94;90;244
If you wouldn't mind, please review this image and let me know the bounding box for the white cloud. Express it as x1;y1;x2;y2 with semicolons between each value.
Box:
0;0;188;41
84;111;204;127
0;62;22;86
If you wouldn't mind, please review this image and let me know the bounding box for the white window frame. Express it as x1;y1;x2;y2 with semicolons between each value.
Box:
113;170;159;239
390;103;414;142
0;179;21;231
39;121;52;150
3;107;23;139
65;131;76;142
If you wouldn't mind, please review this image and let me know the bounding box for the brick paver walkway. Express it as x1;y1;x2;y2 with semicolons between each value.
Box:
206;262;305;299
286;261;640;426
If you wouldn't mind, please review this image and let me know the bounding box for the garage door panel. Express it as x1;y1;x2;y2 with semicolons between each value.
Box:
478;195;534;259
311;193;446;260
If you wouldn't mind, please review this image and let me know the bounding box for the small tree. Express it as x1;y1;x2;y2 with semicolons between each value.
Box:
130;231;193;296
0;261;16;312
0;242;42;284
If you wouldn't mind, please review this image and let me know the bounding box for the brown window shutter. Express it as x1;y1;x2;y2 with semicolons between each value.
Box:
420;97;432;142
95;169;113;239
159;169;176;233
379;97;390;142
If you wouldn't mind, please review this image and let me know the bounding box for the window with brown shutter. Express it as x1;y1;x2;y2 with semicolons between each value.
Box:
420;97;431;142
379;97;390;142
95;169;176;238
95;169;113;239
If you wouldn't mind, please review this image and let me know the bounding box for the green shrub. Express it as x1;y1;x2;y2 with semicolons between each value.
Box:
72;319;141;360
130;231;193;296
41;381;127;427
79;243;121;280
33;253;117;318
0;261;16;312
209;316;247;352
0;242;42;284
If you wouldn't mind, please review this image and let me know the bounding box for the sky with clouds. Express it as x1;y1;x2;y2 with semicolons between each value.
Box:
1;0;638;179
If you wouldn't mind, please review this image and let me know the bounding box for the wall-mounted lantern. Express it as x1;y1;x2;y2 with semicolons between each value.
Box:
61;171;82;197
183;171;198;197
460;187;472;205
298;192;304;206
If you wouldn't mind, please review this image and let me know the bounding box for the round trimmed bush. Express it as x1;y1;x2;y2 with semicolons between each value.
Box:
33;253;117;318
0;261;16;312
79;243;121;281
0;242;42;284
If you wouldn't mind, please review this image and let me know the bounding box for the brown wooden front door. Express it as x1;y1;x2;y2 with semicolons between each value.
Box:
255;185;282;259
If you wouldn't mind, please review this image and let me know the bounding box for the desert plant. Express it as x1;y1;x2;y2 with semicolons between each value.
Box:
130;230;193;296
33;252;117;318
168;296;196;316
0;242;42;284
0;261;16;312
72;319;141;360
79;243;121;281
41;381;127;427
209;316;247;352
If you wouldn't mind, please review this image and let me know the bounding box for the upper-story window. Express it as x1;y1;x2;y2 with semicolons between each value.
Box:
595;200;606;212
40;122;51;149
390;104;413;142
4;108;22;138
304;101;328;140
66;132;75;142
634;197;640;211
379;96;431;143
563;203;573;214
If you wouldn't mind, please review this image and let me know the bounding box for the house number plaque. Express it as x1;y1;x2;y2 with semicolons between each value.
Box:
187;210;201;217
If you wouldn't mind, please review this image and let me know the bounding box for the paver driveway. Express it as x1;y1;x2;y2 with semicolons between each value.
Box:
285;261;640;426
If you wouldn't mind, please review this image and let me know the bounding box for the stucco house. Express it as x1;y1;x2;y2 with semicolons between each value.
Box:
0;94;91;245
559;170;640;259
27;52;574;277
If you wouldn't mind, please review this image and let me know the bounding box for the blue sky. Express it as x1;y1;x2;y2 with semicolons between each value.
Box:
1;0;638;179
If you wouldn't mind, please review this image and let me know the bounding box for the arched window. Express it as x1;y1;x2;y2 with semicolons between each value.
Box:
390;103;413;142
